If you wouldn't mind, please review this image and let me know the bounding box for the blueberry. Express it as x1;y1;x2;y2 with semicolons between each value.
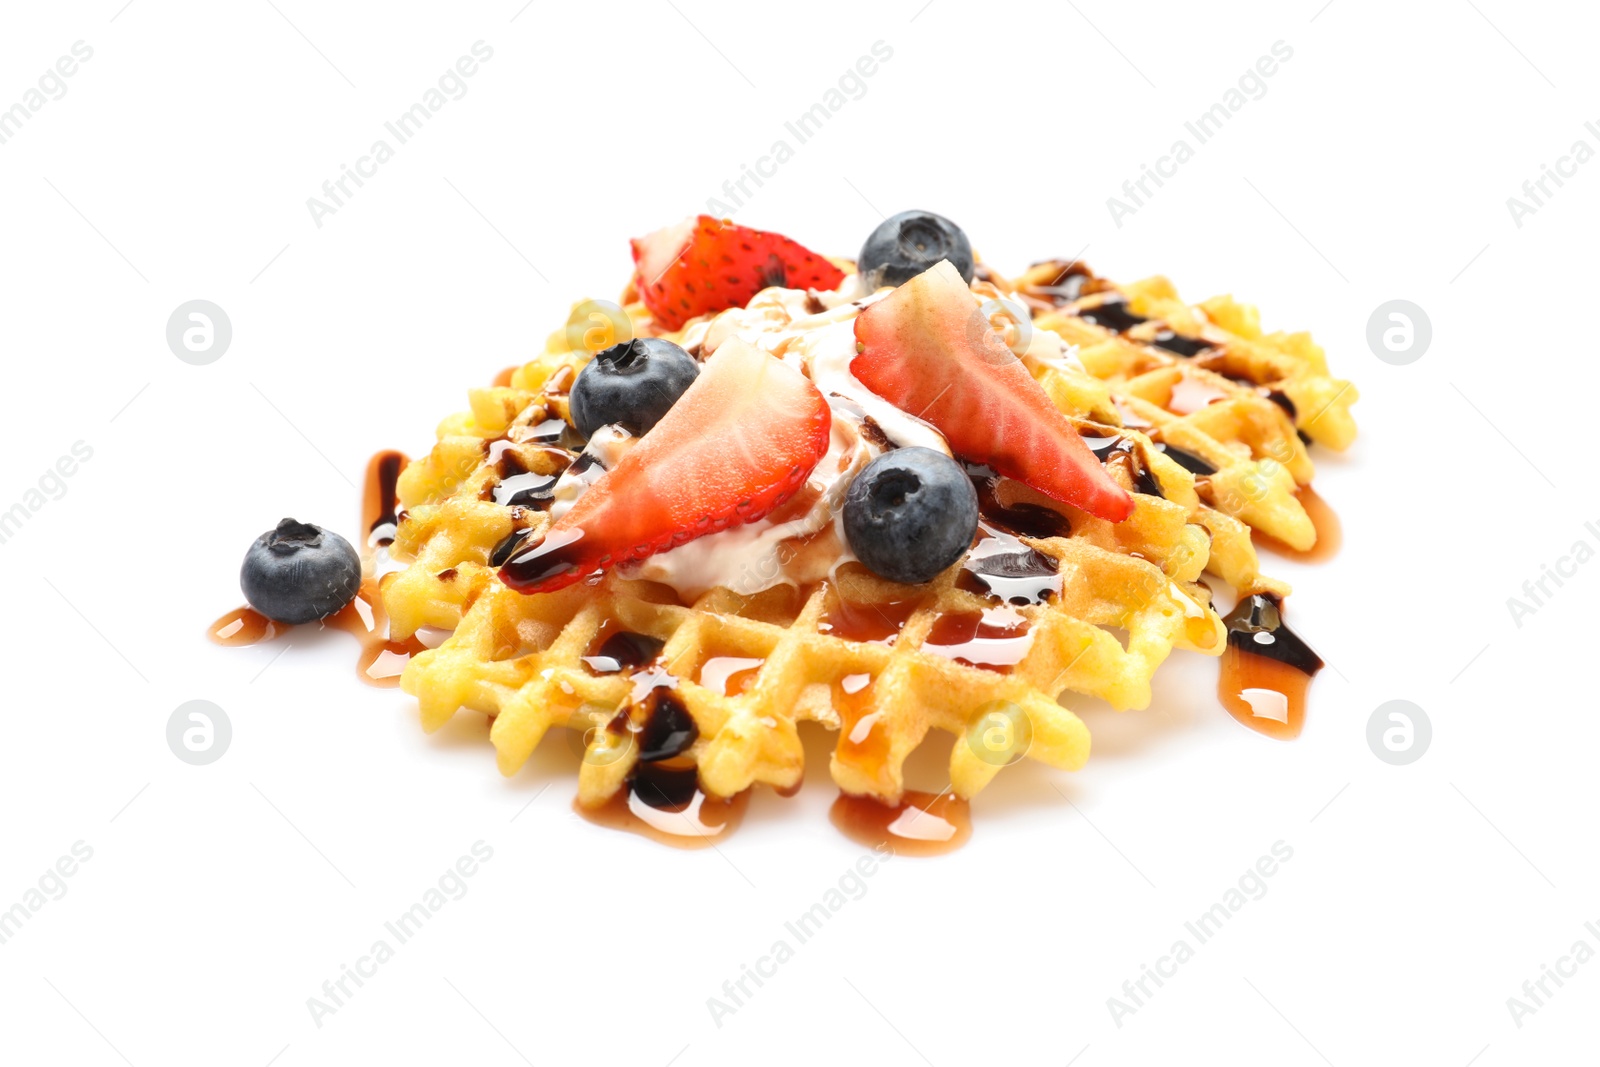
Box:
858;210;974;290
843;447;979;585
240;518;361;624
569;338;699;439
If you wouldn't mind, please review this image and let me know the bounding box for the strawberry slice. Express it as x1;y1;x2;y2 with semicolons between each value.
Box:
631;215;845;331
501;338;832;594
852;260;1134;523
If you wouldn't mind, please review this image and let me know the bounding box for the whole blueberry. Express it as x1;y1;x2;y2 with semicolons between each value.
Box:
858;210;974;289
240;518;361;624
843;447;979;585
569;337;699;439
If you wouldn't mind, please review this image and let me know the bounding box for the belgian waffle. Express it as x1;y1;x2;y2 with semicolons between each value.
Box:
384;254;1354;810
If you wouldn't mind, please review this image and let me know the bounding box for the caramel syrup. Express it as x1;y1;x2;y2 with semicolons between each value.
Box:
697;655;764;696
833;675;892;793
830;790;972;857
817;596;920;645
207;580;426;688
210;607;279;646
1217;594;1324;740
1253;486;1342;564
921;606;1034;673
1166;371;1230;416
210;451;425;687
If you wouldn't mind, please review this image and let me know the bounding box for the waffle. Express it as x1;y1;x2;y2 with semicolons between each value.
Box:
384;256;1354;809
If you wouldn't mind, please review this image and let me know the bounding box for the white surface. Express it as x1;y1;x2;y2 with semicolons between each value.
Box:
0;1;1593;1064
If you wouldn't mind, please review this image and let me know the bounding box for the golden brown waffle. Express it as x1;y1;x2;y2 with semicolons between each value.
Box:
384;259;1354;808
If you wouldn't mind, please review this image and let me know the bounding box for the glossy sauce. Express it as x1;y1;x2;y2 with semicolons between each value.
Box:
578;769;750;849
1166;372;1231;416
921;606;1035;673
830;790;972;857
956;525;1060;605
966;464;1074;539
698;655;764;696
817;596;921;645
210;451;426;687
207;580;426;688
1217;594;1324;740
1253;486;1342;564
833;674;891;790
362;450;408;546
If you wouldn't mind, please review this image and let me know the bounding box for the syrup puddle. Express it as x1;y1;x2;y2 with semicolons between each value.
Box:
830;790;972;856
921;605;1034;672
578;765;749;849
1217;594;1323;740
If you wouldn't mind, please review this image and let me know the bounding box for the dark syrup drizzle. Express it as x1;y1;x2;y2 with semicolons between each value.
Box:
1078;300;1148;333
1218;594;1324;740
1148;329;1217;358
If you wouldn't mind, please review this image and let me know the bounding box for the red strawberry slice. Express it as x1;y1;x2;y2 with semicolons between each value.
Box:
631;215;845;331
500;338;832;594
852;260;1134;523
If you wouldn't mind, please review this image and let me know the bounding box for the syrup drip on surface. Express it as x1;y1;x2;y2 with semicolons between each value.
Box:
1217;594;1324;740
210;450;426;687
830;790;972;857
207;581;426;688
1253;486;1342;564
577;766;749;849
210;607;279;646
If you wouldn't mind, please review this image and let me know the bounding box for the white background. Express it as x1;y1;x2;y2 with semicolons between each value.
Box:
0;1;1594;1064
